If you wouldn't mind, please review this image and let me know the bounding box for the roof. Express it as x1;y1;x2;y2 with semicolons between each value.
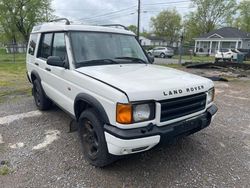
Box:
147;36;166;41
195;27;250;39
31;23;135;36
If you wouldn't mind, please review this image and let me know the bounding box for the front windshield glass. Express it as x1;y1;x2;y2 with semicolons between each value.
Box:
70;31;148;65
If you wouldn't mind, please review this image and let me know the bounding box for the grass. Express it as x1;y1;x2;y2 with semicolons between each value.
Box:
0;165;11;176
172;55;215;62
161;64;184;69
0;52;31;103
0;48;25;64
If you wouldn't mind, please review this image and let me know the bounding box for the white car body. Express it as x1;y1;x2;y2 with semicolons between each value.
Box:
26;21;217;166
148;47;174;58
215;49;241;61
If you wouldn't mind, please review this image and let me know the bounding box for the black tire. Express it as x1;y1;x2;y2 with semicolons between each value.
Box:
215;58;219;63
32;79;52;110
78;109;115;167
160;53;166;58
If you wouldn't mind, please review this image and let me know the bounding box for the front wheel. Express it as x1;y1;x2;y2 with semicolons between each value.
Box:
78;109;116;167
147;52;152;56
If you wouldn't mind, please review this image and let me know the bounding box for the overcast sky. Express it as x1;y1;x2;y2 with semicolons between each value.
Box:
52;0;242;31
52;0;193;31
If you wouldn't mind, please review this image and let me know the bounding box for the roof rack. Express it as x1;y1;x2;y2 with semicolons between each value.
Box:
100;24;128;30
50;18;70;25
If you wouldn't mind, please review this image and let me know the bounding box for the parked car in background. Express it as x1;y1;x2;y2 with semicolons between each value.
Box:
237;49;250;60
148;47;174;58
215;49;244;63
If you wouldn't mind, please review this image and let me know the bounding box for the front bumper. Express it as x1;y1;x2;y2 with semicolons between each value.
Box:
105;104;218;155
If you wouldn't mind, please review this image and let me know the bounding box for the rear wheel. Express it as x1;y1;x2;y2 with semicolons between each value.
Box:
32;79;52;110
78;109;115;167
160;53;166;58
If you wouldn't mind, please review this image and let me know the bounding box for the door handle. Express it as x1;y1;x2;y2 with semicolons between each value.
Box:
34;62;39;66
45;67;51;72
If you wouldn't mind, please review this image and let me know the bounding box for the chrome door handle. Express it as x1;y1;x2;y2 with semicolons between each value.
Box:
45;67;51;72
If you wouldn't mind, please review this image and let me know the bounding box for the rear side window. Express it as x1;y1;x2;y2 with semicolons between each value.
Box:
38;33;53;59
28;34;38;55
220;49;229;52
52;33;67;60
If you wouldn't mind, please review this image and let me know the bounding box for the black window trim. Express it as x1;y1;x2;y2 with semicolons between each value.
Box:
28;33;38;56
37;31;68;62
37;32;53;60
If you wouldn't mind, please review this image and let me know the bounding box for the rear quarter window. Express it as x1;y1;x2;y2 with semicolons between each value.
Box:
28;34;38;55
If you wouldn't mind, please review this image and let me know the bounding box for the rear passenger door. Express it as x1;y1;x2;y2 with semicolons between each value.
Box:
36;33;53;95
154;48;161;56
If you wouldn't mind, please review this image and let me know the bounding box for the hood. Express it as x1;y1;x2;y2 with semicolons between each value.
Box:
76;64;214;101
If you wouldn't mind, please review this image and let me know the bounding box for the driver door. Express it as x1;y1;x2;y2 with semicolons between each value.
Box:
37;32;74;114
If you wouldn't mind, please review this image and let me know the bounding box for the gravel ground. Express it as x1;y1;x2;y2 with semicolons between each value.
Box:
0;69;250;187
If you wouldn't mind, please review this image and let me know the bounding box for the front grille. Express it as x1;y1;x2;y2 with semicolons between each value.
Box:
160;93;207;122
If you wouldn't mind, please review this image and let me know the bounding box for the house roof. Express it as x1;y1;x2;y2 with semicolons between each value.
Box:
196;27;250;39
147;36;166;41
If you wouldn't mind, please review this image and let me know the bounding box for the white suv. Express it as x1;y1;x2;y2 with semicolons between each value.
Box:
148;47;174;58
26;19;217;167
215;48;241;62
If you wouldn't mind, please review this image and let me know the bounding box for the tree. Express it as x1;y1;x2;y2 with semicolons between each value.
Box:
184;0;237;42
127;25;137;34
234;0;250;32
150;9;182;44
0;0;54;43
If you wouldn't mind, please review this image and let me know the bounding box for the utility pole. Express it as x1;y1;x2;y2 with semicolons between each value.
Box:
137;0;141;41
178;34;184;64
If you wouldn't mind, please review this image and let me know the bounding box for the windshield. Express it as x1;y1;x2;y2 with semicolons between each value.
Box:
70;32;148;66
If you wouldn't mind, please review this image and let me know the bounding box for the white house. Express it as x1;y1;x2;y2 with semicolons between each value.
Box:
193;27;250;55
139;36;168;46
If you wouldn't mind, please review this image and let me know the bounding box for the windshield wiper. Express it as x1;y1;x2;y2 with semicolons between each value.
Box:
115;57;148;64
75;59;119;68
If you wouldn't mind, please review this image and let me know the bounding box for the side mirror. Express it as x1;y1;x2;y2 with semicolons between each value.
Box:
47;56;65;68
148;54;154;64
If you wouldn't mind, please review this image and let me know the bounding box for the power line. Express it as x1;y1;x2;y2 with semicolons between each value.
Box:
80;10;136;23
85;12;136;24
142;6;193;12
143;0;191;6
86;13;136;24
74;5;136;22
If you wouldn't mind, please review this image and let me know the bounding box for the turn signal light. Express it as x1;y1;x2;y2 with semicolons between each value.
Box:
116;103;132;124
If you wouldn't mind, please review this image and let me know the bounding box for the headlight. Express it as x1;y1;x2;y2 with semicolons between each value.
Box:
207;88;215;104
116;102;155;124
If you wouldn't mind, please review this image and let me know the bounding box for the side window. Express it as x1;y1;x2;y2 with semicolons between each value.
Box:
38;33;53;59
52;33;67;60
28;34;38;55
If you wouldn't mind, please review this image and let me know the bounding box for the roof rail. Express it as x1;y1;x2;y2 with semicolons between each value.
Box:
100;24;128;30
50;18;70;25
